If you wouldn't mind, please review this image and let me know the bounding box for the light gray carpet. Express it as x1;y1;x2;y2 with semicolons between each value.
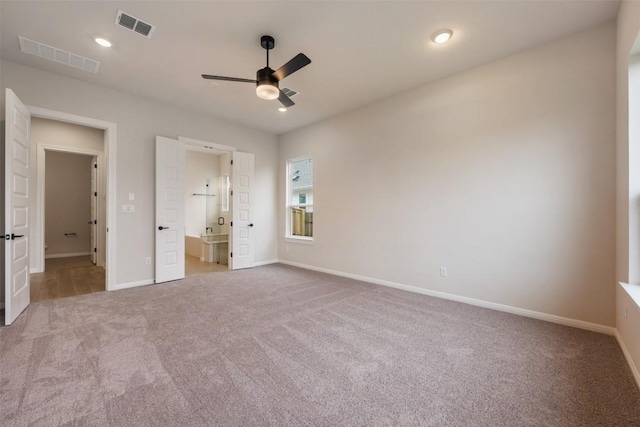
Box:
1;264;639;426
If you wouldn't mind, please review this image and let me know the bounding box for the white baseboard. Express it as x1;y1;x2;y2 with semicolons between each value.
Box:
111;279;154;291
45;252;91;259
277;260;615;336
615;329;640;390
254;259;279;267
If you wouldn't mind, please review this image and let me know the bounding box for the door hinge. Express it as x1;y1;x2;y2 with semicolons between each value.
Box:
230;221;233;227
230;190;233;196
94;163;97;168
231;160;233;165
94;192;98;197
94;220;97;225
94;248;97;253
230;252;233;258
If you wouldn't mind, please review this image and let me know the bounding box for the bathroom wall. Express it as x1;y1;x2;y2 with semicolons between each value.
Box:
184;149;219;237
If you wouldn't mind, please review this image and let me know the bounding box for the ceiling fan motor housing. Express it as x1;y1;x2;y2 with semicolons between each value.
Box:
257;67;278;86
256;67;279;100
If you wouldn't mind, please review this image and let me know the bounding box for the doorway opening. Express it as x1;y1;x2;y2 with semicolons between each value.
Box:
184;145;231;277
30;148;105;302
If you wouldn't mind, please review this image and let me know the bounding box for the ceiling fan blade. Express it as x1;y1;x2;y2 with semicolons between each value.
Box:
202;74;257;83
272;53;311;81
278;89;295;108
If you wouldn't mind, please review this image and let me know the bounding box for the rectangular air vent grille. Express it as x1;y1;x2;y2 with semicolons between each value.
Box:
281;87;299;98
115;10;156;38
18;36;100;73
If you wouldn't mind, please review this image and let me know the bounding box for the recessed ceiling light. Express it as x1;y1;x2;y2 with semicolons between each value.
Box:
431;29;453;44
278;107;287;112
94;37;112;48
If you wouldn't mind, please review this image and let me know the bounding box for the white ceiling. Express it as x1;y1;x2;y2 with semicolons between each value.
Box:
0;1;620;135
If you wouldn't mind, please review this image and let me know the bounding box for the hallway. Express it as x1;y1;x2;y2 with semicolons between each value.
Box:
30;256;105;302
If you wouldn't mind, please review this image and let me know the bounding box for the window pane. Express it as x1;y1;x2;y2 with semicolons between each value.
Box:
288;157;313;238
290;206;313;237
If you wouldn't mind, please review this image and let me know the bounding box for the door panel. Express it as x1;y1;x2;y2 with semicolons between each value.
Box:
5;88;31;325
230;151;254;270
155;136;185;283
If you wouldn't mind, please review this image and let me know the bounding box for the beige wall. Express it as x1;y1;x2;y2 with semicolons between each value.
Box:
44;151;92;256
1;60;279;285
616;0;640;386
279;23;616;326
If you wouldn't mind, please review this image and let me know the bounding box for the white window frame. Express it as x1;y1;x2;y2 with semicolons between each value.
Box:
285;156;314;243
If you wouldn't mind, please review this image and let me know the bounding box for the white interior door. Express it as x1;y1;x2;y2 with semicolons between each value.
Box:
155;136;185;283
4;89;31;325
230;151;254;270
90;157;97;265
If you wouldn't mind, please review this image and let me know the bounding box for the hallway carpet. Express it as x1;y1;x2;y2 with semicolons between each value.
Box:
1;264;639;426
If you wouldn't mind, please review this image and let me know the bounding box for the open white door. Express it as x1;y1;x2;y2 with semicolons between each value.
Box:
4;89;31;325
90;157;97;265
230;151;254;270
155;136;185;283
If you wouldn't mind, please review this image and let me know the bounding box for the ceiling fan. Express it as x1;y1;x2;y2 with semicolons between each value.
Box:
202;35;311;108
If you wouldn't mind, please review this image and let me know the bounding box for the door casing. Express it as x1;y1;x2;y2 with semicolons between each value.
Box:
27;106;117;291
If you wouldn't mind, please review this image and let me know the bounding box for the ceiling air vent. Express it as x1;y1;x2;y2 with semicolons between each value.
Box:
281;87;299;98
18;36;100;73
115;10;155;38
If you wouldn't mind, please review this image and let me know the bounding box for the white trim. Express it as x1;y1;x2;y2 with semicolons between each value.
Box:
111;279;154;291
254;259;279;267
277;260;615;336
615;329;640;390
620;282;640;309
45;252;91;259
284;236;313;245
27;106;117;292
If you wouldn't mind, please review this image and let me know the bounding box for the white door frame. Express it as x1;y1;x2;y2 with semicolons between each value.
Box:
28;106;117;291
36;145;104;267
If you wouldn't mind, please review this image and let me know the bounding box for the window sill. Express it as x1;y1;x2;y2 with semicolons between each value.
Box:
284;236;313;245
620;282;640;310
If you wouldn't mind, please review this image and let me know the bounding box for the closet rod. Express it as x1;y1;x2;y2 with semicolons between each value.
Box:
192;193;216;196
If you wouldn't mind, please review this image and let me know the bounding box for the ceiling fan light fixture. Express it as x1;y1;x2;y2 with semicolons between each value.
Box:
256;82;279;100
256;67;279;100
432;29;453;44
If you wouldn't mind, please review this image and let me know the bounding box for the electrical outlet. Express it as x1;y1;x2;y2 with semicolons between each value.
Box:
145;257;151;265
440;267;447;277
122;204;135;213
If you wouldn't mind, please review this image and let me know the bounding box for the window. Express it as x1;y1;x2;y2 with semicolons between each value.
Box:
287;157;313;239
